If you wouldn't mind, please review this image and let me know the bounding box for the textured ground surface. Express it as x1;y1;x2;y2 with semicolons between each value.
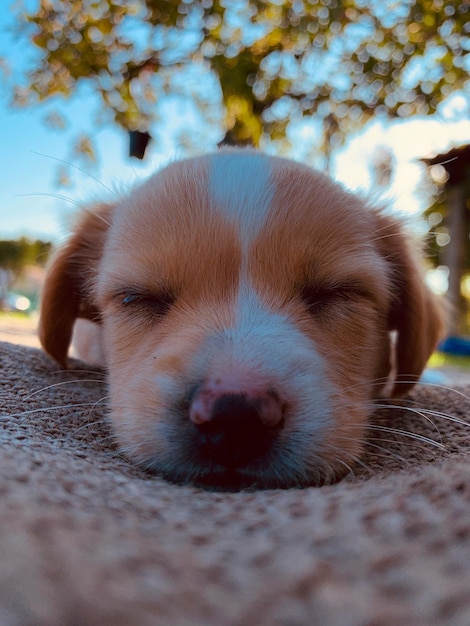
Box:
1;340;470;625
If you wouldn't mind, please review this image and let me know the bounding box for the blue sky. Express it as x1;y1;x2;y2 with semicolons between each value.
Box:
1;3;470;244
0;4;168;242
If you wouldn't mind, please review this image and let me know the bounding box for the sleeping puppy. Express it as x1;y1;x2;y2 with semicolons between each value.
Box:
39;150;444;489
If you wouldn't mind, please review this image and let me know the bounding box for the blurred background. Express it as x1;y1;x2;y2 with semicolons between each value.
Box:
0;0;469;379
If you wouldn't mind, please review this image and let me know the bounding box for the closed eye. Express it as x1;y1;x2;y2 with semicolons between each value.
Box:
116;289;176;318
300;283;369;316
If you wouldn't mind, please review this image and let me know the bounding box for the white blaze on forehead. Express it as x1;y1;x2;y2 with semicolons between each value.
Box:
208;152;275;241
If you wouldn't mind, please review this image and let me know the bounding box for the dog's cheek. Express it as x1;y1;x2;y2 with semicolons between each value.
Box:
307;304;388;396
102;320;206;460
295;318;385;466
99;311;153;368
317;362;377;472
313;308;390;465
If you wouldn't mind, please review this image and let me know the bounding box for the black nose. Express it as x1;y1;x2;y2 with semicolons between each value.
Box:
193;393;280;468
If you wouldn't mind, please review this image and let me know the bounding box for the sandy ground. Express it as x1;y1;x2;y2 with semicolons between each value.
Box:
1;313;469;385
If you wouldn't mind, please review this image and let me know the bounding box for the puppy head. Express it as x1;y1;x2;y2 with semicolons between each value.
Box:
39;151;444;488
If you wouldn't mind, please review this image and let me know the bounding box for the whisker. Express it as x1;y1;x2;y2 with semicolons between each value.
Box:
30;150;119;197
72;420;109;434
316;442;366;477
360;440;410;465
370;402;445;438
14;192;82;206
413;408;470;427
23;378;106;400
1;402;107;420
331;456;357;477
371;221;402;236
371;231;408;243
339;377;470;399
339;377;393;394
410;381;470;401
56;368;106;377
364;424;446;450
372;401;470;431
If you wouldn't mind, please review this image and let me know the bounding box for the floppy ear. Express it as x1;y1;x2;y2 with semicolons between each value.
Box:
39;204;114;367
377;214;446;397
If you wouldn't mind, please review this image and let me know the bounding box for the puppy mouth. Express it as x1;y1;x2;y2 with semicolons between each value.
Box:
145;427;333;492
156;462;290;492
128;410;341;491
180;468;269;492
154;458;334;492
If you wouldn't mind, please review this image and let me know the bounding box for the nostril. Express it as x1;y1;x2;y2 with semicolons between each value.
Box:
189;383;285;428
192;392;283;469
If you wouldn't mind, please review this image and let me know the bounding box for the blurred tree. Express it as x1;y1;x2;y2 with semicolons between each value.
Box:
5;0;469;159
0;239;52;274
422;144;470;333
0;239;52;310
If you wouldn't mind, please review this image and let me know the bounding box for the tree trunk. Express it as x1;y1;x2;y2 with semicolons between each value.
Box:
445;183;468;334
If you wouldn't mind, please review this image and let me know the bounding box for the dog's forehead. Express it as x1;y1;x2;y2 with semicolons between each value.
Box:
105;152;383;290
207;151;275;241
118;151;367;234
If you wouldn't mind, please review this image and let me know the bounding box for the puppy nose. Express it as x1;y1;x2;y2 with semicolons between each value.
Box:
189;386;285;469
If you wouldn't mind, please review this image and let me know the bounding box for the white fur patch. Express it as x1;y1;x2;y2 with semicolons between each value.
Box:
208;152;275;242
224;283;333;432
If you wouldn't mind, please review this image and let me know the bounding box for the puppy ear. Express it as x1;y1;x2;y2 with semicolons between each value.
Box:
39;204;114;367
377;215;445;397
